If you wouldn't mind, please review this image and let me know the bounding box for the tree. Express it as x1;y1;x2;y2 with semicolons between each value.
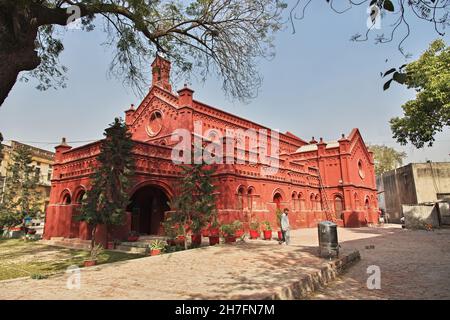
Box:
170;161;217;249
368;144;407;176
290;1;449;56
0;132;3;159
0;0;286;106
77;117;134;251
385;39;449;148
0;145;42;228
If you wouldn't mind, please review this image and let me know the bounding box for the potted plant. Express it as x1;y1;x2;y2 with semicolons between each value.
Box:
208;219;220;245
262;221;272;240
190;218;203;246
84;243;103;267
209;218;220;237
249;221;260;239
127;231;139;242
201;224;210;237
27;228;37;235
233;220;244;238
149;240;165;256
220;223;237;243
162;220;177;246
171;223;186;246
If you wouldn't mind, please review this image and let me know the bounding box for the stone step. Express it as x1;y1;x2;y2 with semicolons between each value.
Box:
41;239;91;250
137;235;167;241
115;245;148;254
120;241;151;248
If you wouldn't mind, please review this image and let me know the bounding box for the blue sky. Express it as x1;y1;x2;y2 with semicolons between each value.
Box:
0;1;449;163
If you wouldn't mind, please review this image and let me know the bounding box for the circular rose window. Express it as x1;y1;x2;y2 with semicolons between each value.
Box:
146;110;163;137
358;160;365;179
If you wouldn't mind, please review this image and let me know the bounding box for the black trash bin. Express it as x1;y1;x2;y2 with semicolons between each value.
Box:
318;221;339;258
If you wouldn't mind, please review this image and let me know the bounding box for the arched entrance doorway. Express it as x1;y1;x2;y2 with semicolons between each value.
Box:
334;195;344;220
127;185;171;235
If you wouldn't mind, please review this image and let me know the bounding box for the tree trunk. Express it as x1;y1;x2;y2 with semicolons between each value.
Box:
0;2;41;106
90;224;97;256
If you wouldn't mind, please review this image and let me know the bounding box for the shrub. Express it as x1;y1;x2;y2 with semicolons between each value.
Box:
263;221;272;231
220;223;237;237
31;273;48;280
150;239;165;250
250;220;260;231
232;220;242;230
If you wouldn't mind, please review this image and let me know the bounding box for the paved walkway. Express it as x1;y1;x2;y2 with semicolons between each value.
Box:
307;225;450;300
1;225;449;299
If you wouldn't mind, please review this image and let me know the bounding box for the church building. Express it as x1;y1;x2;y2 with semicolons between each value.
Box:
43;56;379;241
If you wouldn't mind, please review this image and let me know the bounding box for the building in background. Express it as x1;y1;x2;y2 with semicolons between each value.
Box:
377;162;450;222
0;141;55;213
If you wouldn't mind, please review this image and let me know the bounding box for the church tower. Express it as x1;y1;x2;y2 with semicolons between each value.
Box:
151;55;172;92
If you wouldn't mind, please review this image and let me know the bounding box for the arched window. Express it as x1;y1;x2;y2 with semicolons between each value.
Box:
273;192;282;210
365;197;370;210
310;193;315;210
315;194;322;211
237;186;245;210
354;193;360;210
298;193;305;211
334;195;344;220
62;193;71;205
75;189;86;204
247;187;254;211
291;192;297;212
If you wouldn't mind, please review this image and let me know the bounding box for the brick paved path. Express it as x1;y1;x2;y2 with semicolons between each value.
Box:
307;225;450;300
1;225;449;299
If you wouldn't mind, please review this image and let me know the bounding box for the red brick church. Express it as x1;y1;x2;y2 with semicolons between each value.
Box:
43;56;379;241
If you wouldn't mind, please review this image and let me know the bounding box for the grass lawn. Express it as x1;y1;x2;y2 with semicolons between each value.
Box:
0;238;144;281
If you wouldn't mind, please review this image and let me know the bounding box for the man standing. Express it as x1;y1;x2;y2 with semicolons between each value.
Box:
280;208;290;245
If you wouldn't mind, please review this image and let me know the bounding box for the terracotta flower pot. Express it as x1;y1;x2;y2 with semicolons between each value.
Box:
249;230;259;239
174;236;185;246
277;231;283;241
224;236;236;244
263;230;272;240
235;229;244;238
27;229;36;235
127;236;139;242
84;260;97;267
209;236;220;246
107;241;115;249
150;249;161;256
191;234;202;245
209;228;220;237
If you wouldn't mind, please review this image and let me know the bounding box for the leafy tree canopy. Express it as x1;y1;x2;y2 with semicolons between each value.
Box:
78;117;134;247
0;145;42;227
0;0;286;106
385;39;449;148
169;161;217;249
368;144;407;175
0;132;3;159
